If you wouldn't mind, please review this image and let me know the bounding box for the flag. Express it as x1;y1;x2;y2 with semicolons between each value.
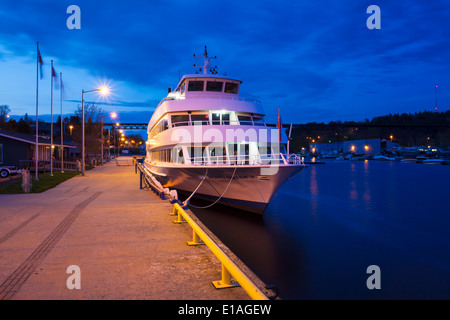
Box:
60;73;65;97
277;107;282;143
37;46;43;79
52;65;60;90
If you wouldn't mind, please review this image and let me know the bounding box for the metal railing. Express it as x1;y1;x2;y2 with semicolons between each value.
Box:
157;95;262;108
171;203;270;300
186;153;304;166
19;160;80;172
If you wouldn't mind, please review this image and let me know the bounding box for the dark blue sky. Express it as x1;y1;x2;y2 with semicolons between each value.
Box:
0;0;449;125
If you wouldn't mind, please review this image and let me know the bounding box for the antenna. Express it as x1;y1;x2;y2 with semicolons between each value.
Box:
193;45;217;75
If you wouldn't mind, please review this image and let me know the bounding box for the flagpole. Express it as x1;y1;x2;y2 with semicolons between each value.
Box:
60;72;64;173
50;60;54;176
35;42;39;181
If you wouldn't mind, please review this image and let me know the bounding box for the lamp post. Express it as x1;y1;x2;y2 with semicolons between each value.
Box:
81;87;109;176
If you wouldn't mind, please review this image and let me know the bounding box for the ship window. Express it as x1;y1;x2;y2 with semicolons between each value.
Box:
211;112;231;125
191;114;209;125
189;146;206;164
237;115;253;125
171;114;190;127
150;117;169;138
206;81;223;92
222;113;230;125
188;80;204;91
252;116;265;126
172;147;184;164
212;113;220;125
225;82;239;94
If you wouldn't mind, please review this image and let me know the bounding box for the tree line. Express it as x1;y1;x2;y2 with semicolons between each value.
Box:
289;110;450;151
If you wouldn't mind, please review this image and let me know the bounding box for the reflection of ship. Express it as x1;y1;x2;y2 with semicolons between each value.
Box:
144;47;305;214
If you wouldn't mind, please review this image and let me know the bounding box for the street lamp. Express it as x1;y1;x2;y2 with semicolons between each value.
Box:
81;87;109;175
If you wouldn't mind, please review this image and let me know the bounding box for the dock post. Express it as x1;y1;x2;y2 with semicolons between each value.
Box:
187;230;205;246
139;170;143;189
212;264;238;289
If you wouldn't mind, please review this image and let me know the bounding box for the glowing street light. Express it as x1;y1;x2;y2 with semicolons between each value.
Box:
81;87;109;175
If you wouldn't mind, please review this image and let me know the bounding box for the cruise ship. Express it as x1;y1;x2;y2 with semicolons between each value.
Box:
144;47;306;214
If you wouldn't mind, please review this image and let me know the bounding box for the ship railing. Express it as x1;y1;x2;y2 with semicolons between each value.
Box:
170;120;267;128
157;95;261;108
188;153;304;166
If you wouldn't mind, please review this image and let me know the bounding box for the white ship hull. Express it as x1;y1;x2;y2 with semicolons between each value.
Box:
145;163;305;214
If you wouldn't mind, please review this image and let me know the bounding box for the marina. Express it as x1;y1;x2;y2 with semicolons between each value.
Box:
1;1;449;304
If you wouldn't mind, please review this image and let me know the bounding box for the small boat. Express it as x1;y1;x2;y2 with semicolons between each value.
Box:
373;155;395;161
400;158;417;163
423;159;444;165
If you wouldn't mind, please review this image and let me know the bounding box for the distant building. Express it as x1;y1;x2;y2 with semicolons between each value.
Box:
309;142;343;154
0;129;76;167
343;138;381;155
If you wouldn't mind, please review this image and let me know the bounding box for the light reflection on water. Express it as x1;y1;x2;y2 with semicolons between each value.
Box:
190;160;450;299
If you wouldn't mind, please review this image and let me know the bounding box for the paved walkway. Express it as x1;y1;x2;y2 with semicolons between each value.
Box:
0;160;249;300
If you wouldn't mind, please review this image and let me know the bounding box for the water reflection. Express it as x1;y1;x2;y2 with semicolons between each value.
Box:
190;160;450;299
309;165;319;216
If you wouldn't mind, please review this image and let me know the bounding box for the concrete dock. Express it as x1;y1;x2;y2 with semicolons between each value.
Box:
0;160;250;300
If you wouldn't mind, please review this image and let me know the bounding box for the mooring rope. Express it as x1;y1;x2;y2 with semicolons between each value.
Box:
187;165;238;209
182;168;209;207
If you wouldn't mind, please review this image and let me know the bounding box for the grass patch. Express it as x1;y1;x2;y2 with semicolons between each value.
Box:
0;171;80;194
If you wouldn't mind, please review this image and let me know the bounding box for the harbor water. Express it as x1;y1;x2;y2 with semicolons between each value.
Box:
190;160;450;299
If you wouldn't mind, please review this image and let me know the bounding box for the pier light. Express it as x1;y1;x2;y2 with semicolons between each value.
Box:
351;145;355;152
364;144;369;151
69;125;74;135
116;122;120;127
81;86;111;175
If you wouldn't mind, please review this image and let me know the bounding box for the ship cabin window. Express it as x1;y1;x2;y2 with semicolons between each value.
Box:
237;114;253;125
209;146;224;164
224;82;239;94
206;81;223;92
188;80;204;92
191;114;209;125
211;112;231;125
171;114;190;127
171;146;184;164
150;118;169;139
152;149;172;163
188;146;206;164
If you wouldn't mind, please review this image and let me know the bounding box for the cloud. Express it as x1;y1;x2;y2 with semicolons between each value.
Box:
0;0;449;124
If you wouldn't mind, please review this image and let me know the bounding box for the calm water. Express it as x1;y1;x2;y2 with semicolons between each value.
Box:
190;160;450;299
